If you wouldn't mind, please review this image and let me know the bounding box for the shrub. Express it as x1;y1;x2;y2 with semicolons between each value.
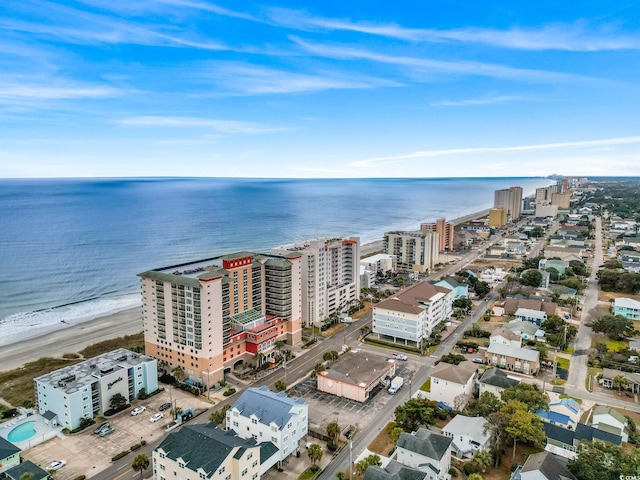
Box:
159;373;177;384
449;468;458;478
62;353;80;359
73;476;86;480
1;408;18;419
223;388;236;396
327;441;338;452
463;462;479;475
310;464;320;473
130;443;142;451
21;399;35;409
141;439;147;446
112;451;129;461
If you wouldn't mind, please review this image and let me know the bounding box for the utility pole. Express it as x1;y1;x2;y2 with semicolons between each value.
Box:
349;440;353;480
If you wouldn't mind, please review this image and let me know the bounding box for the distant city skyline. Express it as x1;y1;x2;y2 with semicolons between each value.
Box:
2;1;640;178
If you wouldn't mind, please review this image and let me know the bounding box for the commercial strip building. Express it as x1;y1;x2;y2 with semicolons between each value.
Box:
383;230;440;273
271;237;360;328
372;282;453;347
34;348;158;430
316;351;397;402
139;251;303;385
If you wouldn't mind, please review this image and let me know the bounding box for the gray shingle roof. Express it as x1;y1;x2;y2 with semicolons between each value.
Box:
521;452;577;480
0;436;20;459
231;386;306;429
397;428;451;462
157;423;256;476
479;368;520;389
363;460;427;480
3;460;50;480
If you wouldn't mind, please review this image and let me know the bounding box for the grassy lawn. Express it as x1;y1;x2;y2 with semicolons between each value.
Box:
368;422;397;456
586;367;602;391
420;378;431;392
0;333;144;407
556;357;570;370
591;337;628;352
298;466;321;480
559;394;582;403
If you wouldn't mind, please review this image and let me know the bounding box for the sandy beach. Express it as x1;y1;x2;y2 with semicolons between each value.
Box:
0;307;143;372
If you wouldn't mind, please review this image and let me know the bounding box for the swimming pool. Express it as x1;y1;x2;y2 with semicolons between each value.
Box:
7;421;36;442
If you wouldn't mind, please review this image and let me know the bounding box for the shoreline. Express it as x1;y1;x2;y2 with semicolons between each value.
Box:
1;207;491;371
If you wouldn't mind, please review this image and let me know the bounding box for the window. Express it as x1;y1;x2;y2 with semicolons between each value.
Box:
252;418;257;424
218;467;225;475
242;468;248;476
178;462;185;469
160;465;166;471
252;460;258;468
199;474;206;479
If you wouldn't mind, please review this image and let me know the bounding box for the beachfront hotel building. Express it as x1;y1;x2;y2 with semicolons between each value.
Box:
34;348;158;430
421;219;454;251
488;206;507;228
494;186;523;221
139;252;303;385
271;237;360;327
383;230;440;273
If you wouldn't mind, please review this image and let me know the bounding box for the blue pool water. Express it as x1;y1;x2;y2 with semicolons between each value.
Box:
7;421;36;442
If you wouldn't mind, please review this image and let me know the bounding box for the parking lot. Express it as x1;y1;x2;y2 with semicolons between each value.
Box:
288;346;417;435
22;387;212;480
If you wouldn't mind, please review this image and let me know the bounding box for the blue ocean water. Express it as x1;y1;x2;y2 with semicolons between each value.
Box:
0;177;550;345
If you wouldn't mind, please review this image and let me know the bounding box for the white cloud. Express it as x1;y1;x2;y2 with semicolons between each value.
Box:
350;136;640;168
430;94;547;107
0;81;121;100
118;116;286;134
269;8;640;52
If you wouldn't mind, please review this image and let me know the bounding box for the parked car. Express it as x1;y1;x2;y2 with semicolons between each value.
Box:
131;406;146;416
99;426;115;437
392;353;408;361
94;422;110;434
159;402;171;411
150;412;164;423
472;358;484;364
46;460;66;471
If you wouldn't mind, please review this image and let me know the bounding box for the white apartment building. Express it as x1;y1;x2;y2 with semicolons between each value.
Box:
227;386;308;462
360;253;397;276
372;282;452;347
383;230;440;273
153;423;278;480
271;237;360;327
139;251;303;385
34;349;158;430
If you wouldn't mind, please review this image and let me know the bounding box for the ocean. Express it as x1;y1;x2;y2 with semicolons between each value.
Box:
0;177;550;346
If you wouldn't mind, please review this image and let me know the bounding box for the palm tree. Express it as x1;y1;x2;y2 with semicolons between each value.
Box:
307;443;323;465
613;374;629;394
275;380;287;392
275;340;286;359
253;352;265;368
326;421;341;443
209;404;230;427
323;350;339;362
473;450;493;473
132;453;150;480
171;366;185;383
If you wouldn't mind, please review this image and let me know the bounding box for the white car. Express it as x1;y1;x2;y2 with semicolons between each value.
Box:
150;412;163;423
46;460;66;471
131;406;146;416
392;353;408;361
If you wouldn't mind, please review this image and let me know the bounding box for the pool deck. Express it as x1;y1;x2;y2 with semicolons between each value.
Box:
0;412;63;451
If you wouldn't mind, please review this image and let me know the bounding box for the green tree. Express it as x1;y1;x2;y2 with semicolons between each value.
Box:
307;443;323;465
354;454;382;476
546;267;560;282
275;380;287;392
542;315;577;350
323;350;339;362
568;440;640;480
467;474;484;480
274;340;286;359
132;453;150;480
209;404;230;426
501;383;549;412
359;325;371;337
484;411;510;468
569;260;587;276
388;425;404;444
626;415;639;444
473;450;493;473
253;353;265;367
137;388;147;400
109;393;127;411
505;408;545;462
171;366;186;382
326;421;341;442
394;398;441;432
472;392;503;417
453;297;473;314
520;269;543;287
311;363;326;377
613;374;629;393
589;314;636;340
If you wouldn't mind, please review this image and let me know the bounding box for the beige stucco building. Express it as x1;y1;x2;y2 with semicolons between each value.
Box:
383;230;440;273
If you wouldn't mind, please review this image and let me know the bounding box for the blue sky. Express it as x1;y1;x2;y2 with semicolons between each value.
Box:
1;1;640;178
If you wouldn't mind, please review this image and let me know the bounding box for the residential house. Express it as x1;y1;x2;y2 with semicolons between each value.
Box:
510;451;577;480
547;285;577;300
539;258;569;275
478;368;520;397
489;328;522;348
543;422;621;460
434;277;469;300
0;438;20;474
479;267;508;284
396;428;452;480
536;397;581;430
373;282;453;347
505;242;527;255
484;343;540;375
363;460;428;480
1;461;49;480
622;236;640;248
227;386;308;461
503;298;557;318
542;246;584;262
153;423;279;480
504;320;545;341
514;307;547;326
428;361;477;408
316;351;396;402
592;406;629;442
600;368;640;394
618;251;640;264
441;415;489;459
613;297;640;320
